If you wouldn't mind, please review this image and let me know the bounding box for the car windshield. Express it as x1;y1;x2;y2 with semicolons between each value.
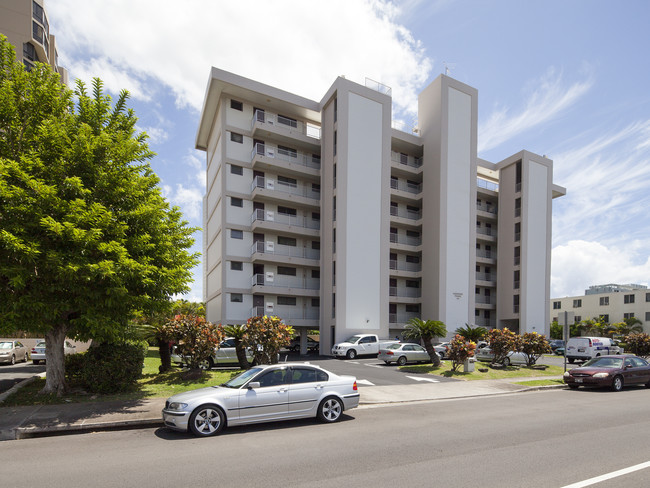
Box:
583;357;623;368
221;367;264;388
345;336;362;344
0;342;13;349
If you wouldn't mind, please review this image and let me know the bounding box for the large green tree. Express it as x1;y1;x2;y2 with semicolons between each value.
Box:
0;36;199;395
403;318;447;367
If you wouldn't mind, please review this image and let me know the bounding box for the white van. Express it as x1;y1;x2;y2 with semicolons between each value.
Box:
566;337;623;363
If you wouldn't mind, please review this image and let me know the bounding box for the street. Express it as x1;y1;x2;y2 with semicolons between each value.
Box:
3;388;650;487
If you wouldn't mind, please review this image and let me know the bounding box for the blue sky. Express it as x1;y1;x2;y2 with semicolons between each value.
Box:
48;0;650;301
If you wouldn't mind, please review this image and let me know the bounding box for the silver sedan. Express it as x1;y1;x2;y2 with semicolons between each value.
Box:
162;363;360;437
379;343;432;366
0;341;29;365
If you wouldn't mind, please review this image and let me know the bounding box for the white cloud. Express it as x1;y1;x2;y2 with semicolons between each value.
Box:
165;184;204;221
53;0;432;116
552;240;650;298
478;68;592;154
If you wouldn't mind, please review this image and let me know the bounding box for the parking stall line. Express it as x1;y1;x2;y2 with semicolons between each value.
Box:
560;460;650;488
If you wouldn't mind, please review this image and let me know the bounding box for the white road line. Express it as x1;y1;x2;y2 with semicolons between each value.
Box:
560;461;650;488
405;375;439;383
364;364;383;369
356;379;375;386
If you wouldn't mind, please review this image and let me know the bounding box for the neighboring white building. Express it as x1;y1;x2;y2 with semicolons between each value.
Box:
551;284;650;330
195;67;566;354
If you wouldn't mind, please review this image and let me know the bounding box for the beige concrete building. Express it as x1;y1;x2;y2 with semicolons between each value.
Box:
0;0;68;84
551;284;650;330
195;67;566;354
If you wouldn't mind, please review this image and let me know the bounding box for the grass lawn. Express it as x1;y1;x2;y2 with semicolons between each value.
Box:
2;348;243;407
513;379;565;387
399;360;565;380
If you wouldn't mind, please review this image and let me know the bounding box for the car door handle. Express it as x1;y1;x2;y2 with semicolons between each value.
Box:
278;388;288;393
315;384;325;389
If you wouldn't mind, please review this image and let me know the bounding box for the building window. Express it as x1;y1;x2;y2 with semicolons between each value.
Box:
600;296;609;306
278;114;298;128
513;295;520;313
230;165;243;175
278;296;297;306
278;236;297;247
406;304;420;313
277;266;297;276
333;97;337;123
624;313;635;320
515;197;521;217
230;293;243;303
312;269;320;279
333;131;337;156
230;229;243;239
601;314;609;323
406;255;420;264
230;99;243;111
278;175;297;187
230;261;243;271
230;132;243;143
575;316;581;323
514;222;521;242
312;298;320;307
278;144;297;158
277;206;297;216
23;42;37;62
646;293;650;302
231;197;243;208
624;294;635;304
646;312;650;321
553;301;561;310
514;270;520;289
406;280;420;288
573;299;582;308
514;246;520;266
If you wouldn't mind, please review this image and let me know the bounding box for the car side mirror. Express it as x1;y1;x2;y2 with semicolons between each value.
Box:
248;382;260;390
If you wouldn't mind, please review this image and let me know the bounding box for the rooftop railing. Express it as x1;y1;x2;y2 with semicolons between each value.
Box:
477;178;499;192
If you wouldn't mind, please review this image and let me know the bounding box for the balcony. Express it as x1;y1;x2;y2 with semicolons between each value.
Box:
251;240;320;261
390;233;422;247
251;273;320;291
390;206;422;221
476;249;495;260
476;203;497;215
389;313;420;324
389;260;422;273
475;296;495;305
391;179;422;195
391;151;422;170
251;143;321;177
252;110;320;151
251;208;320;233
477;178;499;192
476;273;496;283
389;287;421;299
251;175;320;205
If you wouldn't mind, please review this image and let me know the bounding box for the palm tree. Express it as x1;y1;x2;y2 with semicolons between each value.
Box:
223;324;250;369
455;323;487;343
403;318;447;366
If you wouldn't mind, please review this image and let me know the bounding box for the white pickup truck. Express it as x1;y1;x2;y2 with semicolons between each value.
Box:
331;334;399;359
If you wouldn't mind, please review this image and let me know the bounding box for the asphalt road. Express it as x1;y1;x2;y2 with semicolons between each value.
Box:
0;361;45;392
3;388;650;487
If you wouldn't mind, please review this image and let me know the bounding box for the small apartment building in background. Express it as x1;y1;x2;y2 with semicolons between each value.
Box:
0;0;68;84
551;284;650;331
195;67;566;354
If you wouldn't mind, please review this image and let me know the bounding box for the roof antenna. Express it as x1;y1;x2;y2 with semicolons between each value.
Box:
443;62;456;76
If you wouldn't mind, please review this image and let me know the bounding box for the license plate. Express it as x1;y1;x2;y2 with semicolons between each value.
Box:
578;348;585;352
575;378;583;383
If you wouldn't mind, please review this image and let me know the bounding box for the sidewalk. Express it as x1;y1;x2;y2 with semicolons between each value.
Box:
0;376;564;441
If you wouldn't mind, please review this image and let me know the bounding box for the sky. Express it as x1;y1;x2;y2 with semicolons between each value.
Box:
47;0;650;301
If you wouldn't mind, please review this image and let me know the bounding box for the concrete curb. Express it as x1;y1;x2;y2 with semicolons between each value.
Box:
0;373;44;404
14;418;164;439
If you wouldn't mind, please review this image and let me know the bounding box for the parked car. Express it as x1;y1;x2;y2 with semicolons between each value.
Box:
162;363;360;437
289;337;319;353
550;340;565;352
0;341;29;365
379;343;431;365
30;340;76;365
171;338;254;369
566;337;622;363
563;355;650;391
434;342;450;359
331;334;399;359
475;347;531;366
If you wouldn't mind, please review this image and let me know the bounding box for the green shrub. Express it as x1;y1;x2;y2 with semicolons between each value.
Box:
65;340;147;394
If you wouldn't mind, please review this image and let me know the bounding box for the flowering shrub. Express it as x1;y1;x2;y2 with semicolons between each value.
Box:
485;327;521;364
448;335;476;372
520;332;551;366
161;314;225;371
242;315;294;365
624;333;650;358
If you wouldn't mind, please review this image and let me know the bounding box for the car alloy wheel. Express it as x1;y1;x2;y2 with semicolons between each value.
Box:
346;349;357;360
198;358;214;370
503;357;510;366
611;375;624;392
397;356;407;366
318;397;342;423
189;405;225;436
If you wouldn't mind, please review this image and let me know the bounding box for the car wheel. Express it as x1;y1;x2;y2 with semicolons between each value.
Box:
503;357;510;366
568;384;580;390
384;361;391;365
611;375;624;392
645;381;650;389
346;349;357;360
568;358;575;364
198;358;214;370
317;396;343;423
10;355;15;366
33;360;39;365
397;356;407;366
189;404;225;437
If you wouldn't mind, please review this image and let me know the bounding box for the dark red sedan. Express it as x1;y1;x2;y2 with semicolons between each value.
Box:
564;355;650;391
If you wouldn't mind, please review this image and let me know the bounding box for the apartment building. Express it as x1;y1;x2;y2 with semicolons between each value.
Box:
0;0;68;84
195;67;566;354
551;284;650;330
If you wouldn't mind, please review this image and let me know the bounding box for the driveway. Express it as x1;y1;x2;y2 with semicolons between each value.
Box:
0;362;45;393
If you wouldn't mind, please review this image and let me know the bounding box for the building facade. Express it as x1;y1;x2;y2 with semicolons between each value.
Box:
551;284;650;330
195;67;566;354
0;0;68;84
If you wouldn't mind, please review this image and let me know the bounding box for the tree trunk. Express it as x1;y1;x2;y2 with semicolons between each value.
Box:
423;338;441;367
40;322;68;396
234;340;250;369
158;339;172;373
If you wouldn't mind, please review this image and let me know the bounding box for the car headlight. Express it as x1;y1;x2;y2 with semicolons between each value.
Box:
563;371;570;377
593;373;610;378
167;402;188;411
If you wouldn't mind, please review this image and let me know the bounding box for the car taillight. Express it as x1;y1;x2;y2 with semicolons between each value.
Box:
31;348;36;353
386;351;394;355
353;381;357;391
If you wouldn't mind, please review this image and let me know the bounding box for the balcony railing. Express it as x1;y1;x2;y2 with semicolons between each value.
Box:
390;233;422;246
251;240;320;260
476;273;495;282
389;313;420;324
389;287;421;298
252;109;321;140
251;208;320;230
477;178;499;192
391;151;422;169
390;206;422;220
365;77;392;96
275;307;320;320
476;227;495;237
475;296;495;305
391;179;422;194
389;260;422;272
477;203;497;214
251;176;320;201
252;143;321;170
476;250;495;259
251;273;320;290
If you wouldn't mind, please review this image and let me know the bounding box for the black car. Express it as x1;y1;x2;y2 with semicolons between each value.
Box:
289;337;319;353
